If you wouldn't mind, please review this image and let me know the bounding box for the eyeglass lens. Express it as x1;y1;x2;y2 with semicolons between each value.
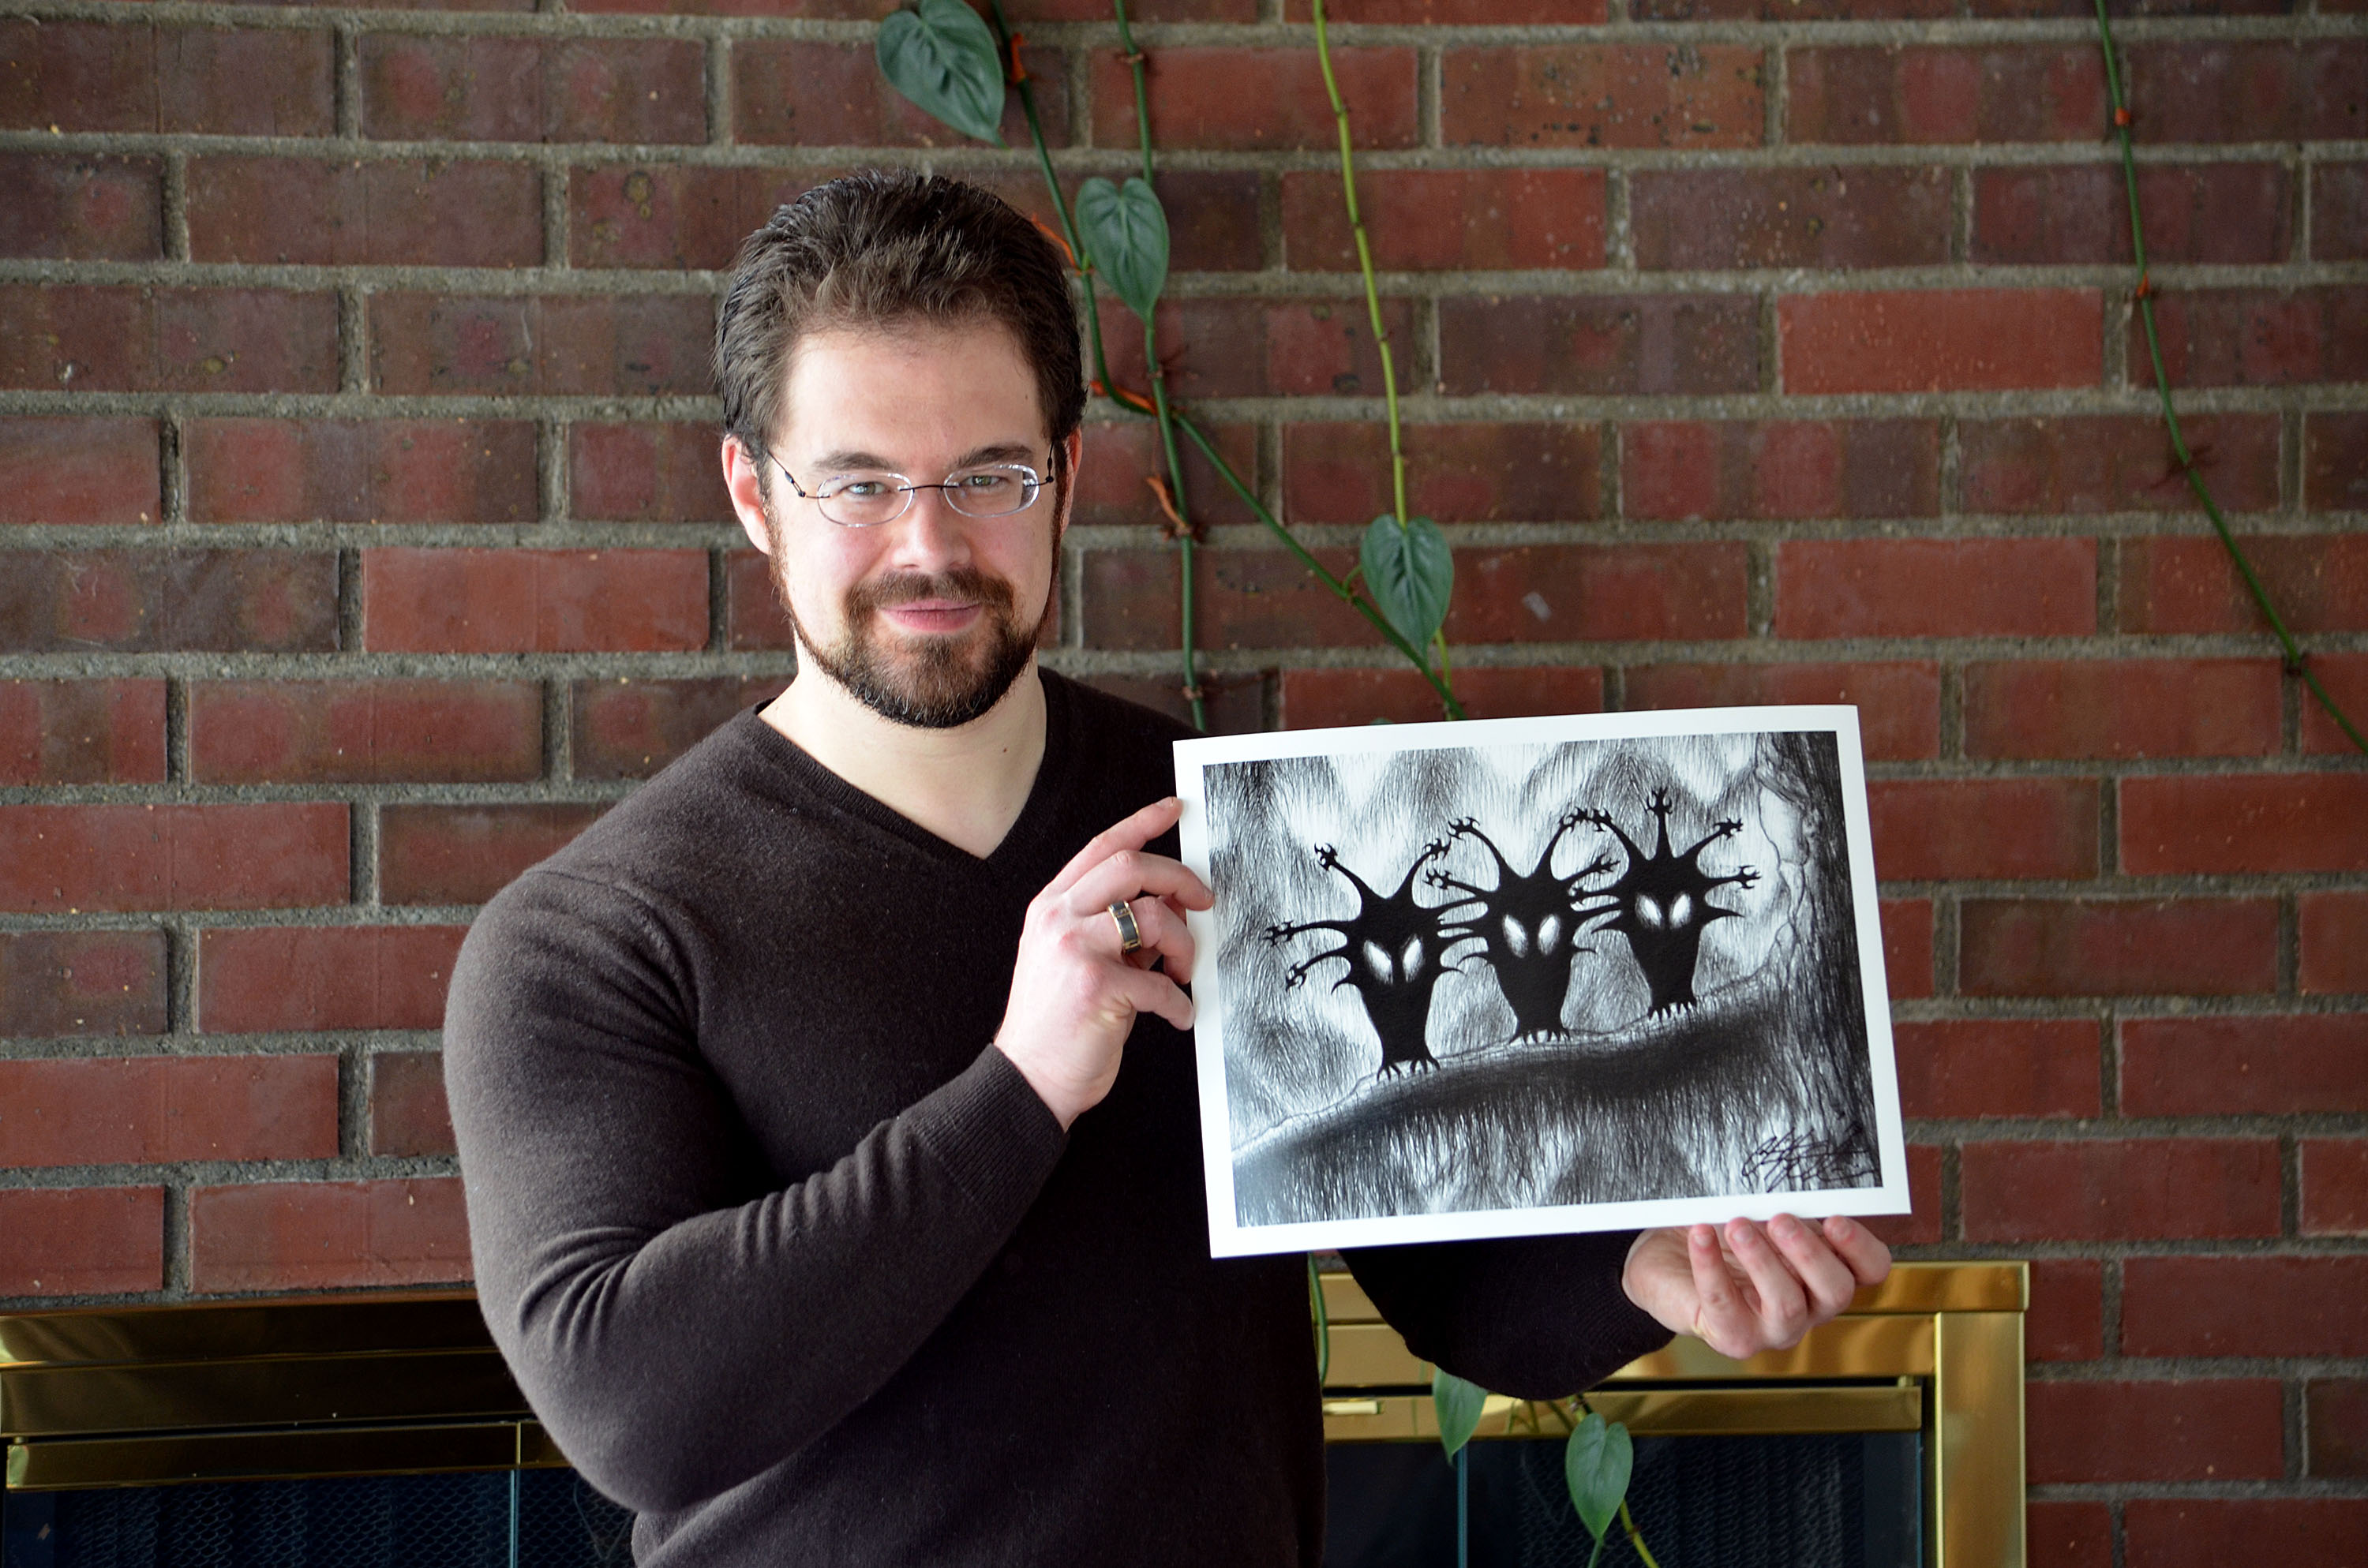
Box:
815;467;1041;527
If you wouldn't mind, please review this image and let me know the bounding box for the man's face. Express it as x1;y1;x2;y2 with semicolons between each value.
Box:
736;320;1068;730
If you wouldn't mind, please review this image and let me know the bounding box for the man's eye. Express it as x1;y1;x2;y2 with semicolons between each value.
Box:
958;472;1014;492
834;479;890;499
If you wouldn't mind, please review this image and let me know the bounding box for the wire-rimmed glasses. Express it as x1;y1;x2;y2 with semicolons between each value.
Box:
772;457;1047;529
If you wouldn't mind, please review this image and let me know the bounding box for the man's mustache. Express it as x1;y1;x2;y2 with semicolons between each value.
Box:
849;567;1017;618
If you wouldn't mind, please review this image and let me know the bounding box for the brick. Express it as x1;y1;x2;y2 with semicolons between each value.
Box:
2123;1256;2368;1357
2302;893;2368;995
1280;667;1603;729
1284;0;1602;17
1960;414;2279;516
0;417;159;525
1961;898;2277;997
2311;1380;2368;1476
190;1178;472;1292
2122;1016;2367;1115
0;19;154;131
363;548;707;653
2302;1140;2368;1237
1622;661;1940;762
1623;420;1939;522
380;803;607;905
2139;288;2368;388
1881;898;1932;999
1099;296;1417;402
571;422;733;523
570;164;811;271
2027;1379;2283;1483
1094;47;1414;152
1437;296;1759;396
2025;1259;2104;1363
2121;775;2368;875
157;26;334;136
189;157;543;268
1785;47;2104;144
2025;1503;2113;1568
186;418;537;526
959;167;1265;275
0;549;338;653
1632;167;1950;271
0;285;340;395
1073;420;1257;531
2123;40;2367;144
1960;1138;2281;1240
0;1188;163;1297
1869;779;2099;882
0;804;349;914
2308;413;2368;510
1893;1020;2102;1120
1974;163;2290;265
360;34;703;143
2126;1502;2368;1568
0;930;167;1038
1976;0;2302;13
1283;423;1602;526
0;1055;336;1166
1780;290;2101;395
1962;659;2283;760
0;152;160;260
2121;536;2368;636
2303;655;2368;756
369;294;714;397
733;41;1066;148
1282;169;1605;272
2315;164;2368;261
200;926;467;1034
370;1052;455;1158
0;679;166;784
1444;45;1763;150
571;676;785;780
1774;539;2096;639
727;548;796;651
190;679;542;785
1084;673;1266;737
1863;1143;1939;1247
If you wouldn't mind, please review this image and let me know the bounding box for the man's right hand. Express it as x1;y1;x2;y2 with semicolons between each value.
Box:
994;796;1212;1128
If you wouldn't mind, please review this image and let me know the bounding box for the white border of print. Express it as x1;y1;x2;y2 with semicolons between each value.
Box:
1174;705;1911;1259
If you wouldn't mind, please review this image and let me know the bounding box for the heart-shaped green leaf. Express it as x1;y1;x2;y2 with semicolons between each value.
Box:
1432;1368;1487;1461
1360;514;1453;653
1073;175;1170;321
875;0;1007;148
1564;1413;1633;1544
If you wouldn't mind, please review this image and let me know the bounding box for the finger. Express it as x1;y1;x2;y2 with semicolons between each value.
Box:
1046;798;1185;897
1108;961;1196;1034
1122;896;1197;983
1686;1224;1756;1358
1765;1213;1860;1320
1821;1214;1894;1286
1066;848;1213;915
1725;1218;1810;1349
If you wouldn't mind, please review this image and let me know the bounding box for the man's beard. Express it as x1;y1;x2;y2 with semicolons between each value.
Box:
770;537;1055;732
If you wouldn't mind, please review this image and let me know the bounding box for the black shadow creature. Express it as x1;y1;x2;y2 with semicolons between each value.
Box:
1422;811;1618;1043
1577;789;1761;1015
1261;839;1456;1077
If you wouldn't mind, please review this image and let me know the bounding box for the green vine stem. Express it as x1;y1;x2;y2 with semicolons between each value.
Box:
2093;0;2365;754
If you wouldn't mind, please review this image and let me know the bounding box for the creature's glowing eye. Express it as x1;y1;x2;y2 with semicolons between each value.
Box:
1401;936;1426;980
1538;914;1563;954
1501;915;1530;958
1669;893;1693;926
1362;940;1395;984
1637;896;1665;929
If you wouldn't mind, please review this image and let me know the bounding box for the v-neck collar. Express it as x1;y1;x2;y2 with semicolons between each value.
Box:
731;672;1079;881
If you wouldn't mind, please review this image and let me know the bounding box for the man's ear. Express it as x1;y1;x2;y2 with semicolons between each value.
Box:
721;436;774;555
1055;426;1084;541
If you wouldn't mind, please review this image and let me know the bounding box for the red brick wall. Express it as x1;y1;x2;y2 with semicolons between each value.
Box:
2;0;2362;1557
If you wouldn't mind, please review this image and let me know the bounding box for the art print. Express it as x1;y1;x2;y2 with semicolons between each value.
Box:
1173;707;1909;1258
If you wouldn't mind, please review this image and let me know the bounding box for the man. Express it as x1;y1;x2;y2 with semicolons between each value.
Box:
444;170;1887;1565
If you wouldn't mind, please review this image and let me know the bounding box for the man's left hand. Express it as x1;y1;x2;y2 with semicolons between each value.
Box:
1621;1215;1890;1360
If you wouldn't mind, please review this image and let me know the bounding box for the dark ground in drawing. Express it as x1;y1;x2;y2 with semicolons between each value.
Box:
1206;730;1880;1229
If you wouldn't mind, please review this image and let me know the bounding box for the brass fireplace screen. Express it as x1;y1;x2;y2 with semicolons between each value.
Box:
1;1260;2025;1566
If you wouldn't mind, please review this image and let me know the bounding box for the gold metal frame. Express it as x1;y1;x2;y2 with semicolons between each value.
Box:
4;1262;2024;1566
1317;1260;2025;1568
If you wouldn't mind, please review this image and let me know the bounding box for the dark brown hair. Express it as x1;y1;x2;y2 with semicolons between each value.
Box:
714;170;1085;492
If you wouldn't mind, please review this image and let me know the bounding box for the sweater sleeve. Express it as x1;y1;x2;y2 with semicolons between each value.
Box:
1341;1232;1676;1401
442;870;1069;1514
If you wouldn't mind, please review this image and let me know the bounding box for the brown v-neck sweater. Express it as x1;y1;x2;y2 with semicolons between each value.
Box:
443;673;1673;1566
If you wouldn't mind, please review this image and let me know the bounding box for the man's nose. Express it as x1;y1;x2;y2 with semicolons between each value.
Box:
882;485;973;569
